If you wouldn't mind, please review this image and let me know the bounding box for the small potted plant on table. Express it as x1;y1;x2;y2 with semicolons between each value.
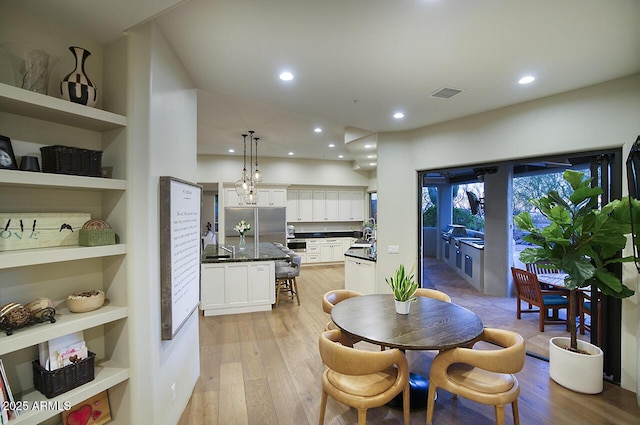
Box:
386;263;418;314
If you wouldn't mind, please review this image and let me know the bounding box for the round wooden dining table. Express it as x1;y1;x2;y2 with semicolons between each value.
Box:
331;294;484;409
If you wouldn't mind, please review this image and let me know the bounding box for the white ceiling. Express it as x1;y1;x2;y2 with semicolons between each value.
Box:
11;0;640;171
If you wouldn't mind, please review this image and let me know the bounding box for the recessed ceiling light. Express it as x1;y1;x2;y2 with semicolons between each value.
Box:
314;127;322;133
288;151;294;156
367;155;375;159
393;112;405;119
369;162;377;166
328;143;335;148
228;149;235;153
519;75;535;84
364;144;372;149
338;155;344;159
279;71;294;81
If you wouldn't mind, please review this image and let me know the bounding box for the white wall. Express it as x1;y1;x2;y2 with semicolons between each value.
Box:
377;74;640;392
127;22;199;424
198;154;371;187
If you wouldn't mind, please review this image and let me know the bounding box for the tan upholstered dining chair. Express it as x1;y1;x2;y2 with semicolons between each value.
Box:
426;328;525;425
318;329;410;425
322;289;363;347
322;289;363;329
415;288;451;303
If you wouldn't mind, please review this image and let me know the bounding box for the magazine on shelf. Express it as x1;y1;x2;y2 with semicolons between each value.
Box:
0;358;19;420
39;331;87;370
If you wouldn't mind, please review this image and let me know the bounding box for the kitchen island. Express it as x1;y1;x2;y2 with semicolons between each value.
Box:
201;243;290;316
344;247;376;294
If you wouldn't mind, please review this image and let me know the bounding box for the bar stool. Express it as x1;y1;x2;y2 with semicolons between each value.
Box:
275;255;302;306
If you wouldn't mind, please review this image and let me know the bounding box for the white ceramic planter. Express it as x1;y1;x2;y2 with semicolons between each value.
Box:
549;336;604;394
395;300;411;314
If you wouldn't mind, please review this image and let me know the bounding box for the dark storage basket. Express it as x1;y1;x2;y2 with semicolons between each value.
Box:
32;351;96;398
40;145;102;177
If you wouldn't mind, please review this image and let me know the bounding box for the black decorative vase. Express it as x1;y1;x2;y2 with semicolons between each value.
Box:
60;46;97;107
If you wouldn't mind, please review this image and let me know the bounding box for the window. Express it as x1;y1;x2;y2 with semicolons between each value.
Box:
369;192;377;223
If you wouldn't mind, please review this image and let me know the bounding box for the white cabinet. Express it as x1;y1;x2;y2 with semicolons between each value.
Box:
288;187;365;223
0;82;130;424
339;190;365;221
201;261;275;315
344;256;376;294
312;190;339;221
257;187;286;207
287;189;313;222
321;239;344;262
306;239;321;263
225;187;248;207
343;237;356;253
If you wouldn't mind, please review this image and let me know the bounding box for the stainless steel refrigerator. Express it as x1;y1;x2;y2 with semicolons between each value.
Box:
224;207;287;246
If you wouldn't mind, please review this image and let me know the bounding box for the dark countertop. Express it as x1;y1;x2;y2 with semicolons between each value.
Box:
202;242;290;263
344;247;376;262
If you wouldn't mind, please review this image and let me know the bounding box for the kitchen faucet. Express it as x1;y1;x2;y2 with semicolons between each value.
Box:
363;227;374;241
220;245;235;257
363;218;376;241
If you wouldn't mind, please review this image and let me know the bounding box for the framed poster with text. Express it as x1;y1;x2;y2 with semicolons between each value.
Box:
160;176;202;340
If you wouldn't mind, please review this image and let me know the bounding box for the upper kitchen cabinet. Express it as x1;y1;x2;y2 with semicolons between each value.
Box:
287;189;313;222
257;187;286;207
225;187;248;207
338;190;365;221
313;190;339;221
226;186;286;208
287;187;366;223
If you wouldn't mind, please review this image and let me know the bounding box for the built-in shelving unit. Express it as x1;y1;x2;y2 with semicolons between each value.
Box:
0;305;128;356
0;67;130;423
0;168;126;191
8;367;129;425
0;82;127;131
0;244;127;270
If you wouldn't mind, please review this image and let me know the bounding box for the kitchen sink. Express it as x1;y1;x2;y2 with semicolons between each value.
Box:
351;239;373;248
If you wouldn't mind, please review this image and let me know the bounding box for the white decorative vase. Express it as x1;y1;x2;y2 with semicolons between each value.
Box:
394;300;411;314
549;336;604;394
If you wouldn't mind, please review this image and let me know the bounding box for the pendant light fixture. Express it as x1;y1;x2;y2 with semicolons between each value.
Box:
253;137;262;183
243;131;259;205
235;133;250;196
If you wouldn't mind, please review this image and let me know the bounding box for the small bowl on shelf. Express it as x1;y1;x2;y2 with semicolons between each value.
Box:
66;290;105;313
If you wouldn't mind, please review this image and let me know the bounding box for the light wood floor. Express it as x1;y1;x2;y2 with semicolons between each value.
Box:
178;262;640;425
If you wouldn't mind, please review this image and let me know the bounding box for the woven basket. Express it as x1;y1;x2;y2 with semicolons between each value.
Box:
79;229;115;246
40;145;102;177
33;351;95;398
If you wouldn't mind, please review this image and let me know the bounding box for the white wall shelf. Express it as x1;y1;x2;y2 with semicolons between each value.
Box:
9;366;129;425
0;244;127;269
0;16;131;421
0;169;126;191
0;305;128;356
0;82;127;131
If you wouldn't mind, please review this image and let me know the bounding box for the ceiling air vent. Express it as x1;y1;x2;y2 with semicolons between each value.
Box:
430;87;463;99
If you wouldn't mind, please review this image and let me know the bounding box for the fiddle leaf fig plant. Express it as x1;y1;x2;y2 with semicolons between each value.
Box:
386;263;418;302
514;169;640;351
